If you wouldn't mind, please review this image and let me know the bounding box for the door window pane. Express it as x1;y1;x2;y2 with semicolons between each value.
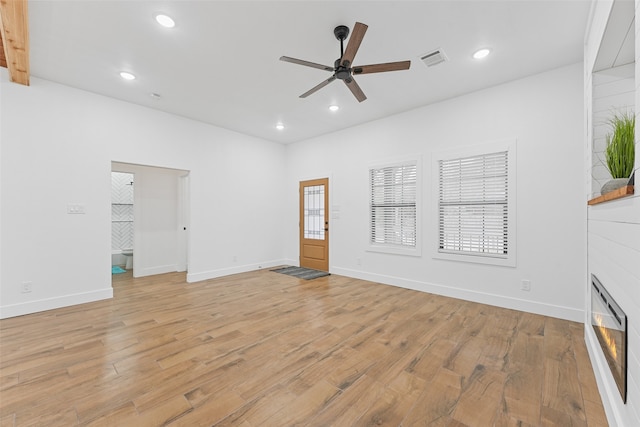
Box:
304;185;325;240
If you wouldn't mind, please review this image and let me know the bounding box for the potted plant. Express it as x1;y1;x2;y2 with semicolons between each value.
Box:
602;111;635;195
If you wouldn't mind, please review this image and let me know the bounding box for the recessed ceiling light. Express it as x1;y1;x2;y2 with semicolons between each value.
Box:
119;71;136;80
473;48;491;60
155;14;175;28
276;123;285;130
329;105;340;112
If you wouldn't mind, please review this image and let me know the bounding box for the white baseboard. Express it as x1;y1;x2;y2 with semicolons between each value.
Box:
186;259;288;283
134;264;179;278
331;267;584;322
0;288;113;319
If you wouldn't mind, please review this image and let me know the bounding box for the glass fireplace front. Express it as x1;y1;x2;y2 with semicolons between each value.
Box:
591;274;627;403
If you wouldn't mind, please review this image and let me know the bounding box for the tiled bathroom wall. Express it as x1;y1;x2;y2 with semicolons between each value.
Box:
111;172;134;250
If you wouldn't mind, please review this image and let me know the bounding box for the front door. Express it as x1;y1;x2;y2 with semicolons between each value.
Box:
299;178;329;271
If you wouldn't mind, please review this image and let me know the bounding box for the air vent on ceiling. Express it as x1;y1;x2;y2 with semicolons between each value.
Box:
421;49;448;67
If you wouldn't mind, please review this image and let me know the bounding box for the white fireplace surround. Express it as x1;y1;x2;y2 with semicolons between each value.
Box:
585;1;640;426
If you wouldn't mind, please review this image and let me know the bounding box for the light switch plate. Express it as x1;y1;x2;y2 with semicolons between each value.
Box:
67;203;86;214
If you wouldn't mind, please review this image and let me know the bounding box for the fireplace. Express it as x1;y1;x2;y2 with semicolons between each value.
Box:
591;274;627;403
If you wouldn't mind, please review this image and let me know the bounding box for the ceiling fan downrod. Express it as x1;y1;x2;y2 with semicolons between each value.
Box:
334;25;350;59
334;25;351;80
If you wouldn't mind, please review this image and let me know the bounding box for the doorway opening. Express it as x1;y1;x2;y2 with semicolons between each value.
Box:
111;162;190;279
111;172;134;273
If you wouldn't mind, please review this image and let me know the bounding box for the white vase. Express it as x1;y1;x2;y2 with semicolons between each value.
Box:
601;178;629;195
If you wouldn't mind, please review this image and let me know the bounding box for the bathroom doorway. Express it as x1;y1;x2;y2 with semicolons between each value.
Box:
111;162;190;279
111;172;134;273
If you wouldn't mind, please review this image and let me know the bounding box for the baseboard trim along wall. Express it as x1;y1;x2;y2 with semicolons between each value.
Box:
186;259;289;283
332;267;584;322
0;288;114;319
135;264;180;278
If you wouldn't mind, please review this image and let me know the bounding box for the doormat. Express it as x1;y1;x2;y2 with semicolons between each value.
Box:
271;266;330;280
112;266;126;274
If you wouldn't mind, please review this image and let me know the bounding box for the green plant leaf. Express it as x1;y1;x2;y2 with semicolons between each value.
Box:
604;111;635;179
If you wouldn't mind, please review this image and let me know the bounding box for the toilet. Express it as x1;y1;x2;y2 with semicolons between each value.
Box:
122;248;133;270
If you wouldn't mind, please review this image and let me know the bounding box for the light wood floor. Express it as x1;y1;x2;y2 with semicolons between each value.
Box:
1;269;607;426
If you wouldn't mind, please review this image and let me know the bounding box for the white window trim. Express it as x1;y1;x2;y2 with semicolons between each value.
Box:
431;140;516;267
367;156;422;257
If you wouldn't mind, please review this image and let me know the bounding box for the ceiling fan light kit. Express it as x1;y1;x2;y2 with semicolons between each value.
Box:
280;22;411;103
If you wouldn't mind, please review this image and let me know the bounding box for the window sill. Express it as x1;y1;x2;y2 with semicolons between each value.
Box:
433;250;516;268
587;185;634;206
367;244;422;257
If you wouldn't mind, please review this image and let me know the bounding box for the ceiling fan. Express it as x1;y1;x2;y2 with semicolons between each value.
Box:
280;22;411;102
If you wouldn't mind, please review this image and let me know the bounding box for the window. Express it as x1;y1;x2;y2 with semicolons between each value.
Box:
369;160;419;255
434;141;515;266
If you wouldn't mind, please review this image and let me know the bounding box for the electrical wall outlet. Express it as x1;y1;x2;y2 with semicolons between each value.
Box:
21;282;32;293
521;280;531;291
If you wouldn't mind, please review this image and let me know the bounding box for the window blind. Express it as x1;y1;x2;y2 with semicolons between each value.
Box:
370;163;417;247
438;151;508;257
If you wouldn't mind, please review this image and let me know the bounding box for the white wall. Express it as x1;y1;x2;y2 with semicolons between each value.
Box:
285;63;586;322
0;70;287;319
584;1;640;425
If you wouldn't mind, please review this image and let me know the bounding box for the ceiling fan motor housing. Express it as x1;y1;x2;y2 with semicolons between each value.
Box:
334;58;351;80
333;25;350;41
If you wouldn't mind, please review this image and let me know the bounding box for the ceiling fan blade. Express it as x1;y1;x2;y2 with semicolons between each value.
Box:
340;22;368;68
352;60;411;75
344;77;367;102
280;56;334;72
300;76;337;98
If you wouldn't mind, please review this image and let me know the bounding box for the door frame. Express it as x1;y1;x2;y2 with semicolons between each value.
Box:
299;177;330;272
177;173;190;272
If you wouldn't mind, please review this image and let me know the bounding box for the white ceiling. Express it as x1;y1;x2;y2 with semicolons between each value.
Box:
28;0;592;144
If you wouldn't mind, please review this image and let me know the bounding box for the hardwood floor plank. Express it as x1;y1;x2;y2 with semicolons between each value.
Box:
0;413;15;427
502;334;544;425
84;402;137;427
0;270;608;426
134;395;193;426
307;375;385;426
542;358;588;424
263;379;341;426
451;365;506;426
352;386;408;426
215;384;297;426
14;407;79;427
401;368;461;426
168;391;244;426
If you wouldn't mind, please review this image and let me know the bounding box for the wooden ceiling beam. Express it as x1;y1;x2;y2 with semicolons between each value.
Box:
0;0;29;85
0;29;7;67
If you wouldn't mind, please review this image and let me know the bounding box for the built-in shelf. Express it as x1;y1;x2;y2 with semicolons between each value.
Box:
588;185;634;205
